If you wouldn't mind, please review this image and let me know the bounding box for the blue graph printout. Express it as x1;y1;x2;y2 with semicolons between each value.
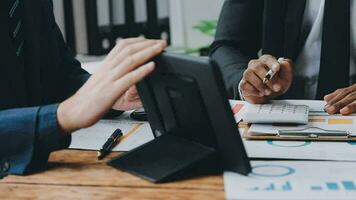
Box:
224;161;356;200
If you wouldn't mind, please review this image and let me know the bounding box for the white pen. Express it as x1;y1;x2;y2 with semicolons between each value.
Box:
263;57;285;84
263;70;276;84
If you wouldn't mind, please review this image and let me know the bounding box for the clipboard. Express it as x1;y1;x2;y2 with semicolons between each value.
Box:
242;124;356;142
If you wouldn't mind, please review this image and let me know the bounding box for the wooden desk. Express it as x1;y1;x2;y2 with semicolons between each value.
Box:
0;150;225;199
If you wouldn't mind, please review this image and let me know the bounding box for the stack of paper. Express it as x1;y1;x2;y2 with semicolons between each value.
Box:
228;100;356;200
238;100;356;140
249;114;356;136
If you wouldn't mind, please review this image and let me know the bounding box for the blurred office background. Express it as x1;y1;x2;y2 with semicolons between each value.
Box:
52;0;224;58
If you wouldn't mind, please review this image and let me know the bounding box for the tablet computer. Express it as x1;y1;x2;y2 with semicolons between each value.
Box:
109;52;251;182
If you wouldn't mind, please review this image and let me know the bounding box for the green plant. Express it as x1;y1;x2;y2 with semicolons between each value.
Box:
186;20;217;56
192;20;218;37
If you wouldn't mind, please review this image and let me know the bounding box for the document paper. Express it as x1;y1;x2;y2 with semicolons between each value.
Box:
69;112;154;151
225;161;356;200
248;115;356;136
241;137;356;161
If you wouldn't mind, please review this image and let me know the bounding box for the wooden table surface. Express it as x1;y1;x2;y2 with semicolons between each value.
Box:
0;150;225;200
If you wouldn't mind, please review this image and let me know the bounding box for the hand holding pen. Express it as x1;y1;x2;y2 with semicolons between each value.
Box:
240;55;293;104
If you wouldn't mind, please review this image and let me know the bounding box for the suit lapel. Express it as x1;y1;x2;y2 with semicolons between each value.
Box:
23;0;42;105
262;0;306;60
283;0;306;60
0;2;27;107
262;0;287;56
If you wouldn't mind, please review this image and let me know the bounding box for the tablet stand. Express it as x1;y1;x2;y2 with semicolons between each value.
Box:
108;134;222;183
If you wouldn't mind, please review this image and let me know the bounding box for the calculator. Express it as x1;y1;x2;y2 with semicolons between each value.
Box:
243;104;309;124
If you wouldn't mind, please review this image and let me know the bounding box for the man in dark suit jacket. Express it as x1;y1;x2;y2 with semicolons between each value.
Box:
0;0;166;177
210;0;356;115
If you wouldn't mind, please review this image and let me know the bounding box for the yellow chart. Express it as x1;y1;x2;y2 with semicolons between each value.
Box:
309;118;354;125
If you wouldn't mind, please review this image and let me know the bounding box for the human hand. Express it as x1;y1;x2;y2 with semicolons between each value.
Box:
112;85;142;111
324;84;356;115
57;38;167;133
240;55;293;104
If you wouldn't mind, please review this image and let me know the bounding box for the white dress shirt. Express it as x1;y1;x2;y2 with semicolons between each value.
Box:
294;0;356;99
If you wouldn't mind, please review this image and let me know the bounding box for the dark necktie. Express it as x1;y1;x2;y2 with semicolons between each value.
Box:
316;0;350;100
8;0;25;58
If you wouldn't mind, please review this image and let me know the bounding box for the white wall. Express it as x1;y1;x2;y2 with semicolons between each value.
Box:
169;0;224;49
53;0;66;39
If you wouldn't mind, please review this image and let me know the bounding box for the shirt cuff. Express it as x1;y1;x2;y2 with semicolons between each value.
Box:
37;104;71;152
237;80;246;101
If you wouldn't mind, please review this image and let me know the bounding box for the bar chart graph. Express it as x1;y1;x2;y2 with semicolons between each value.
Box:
250;181;292;192
249;180;356;193
225;161;356;200
311;181;356;191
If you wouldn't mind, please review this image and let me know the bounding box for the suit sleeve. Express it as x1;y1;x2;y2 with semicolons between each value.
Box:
0;104;70;176
41;0;89;97
209;0;264;99
0;3;85;176
54;24;90;97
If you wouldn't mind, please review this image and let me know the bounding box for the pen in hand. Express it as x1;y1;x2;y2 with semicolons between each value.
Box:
263;57;285;84
97;128;123;160
263;70;277;84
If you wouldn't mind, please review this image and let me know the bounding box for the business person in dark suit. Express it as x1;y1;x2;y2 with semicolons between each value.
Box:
0;0;166;177
210;0;356;115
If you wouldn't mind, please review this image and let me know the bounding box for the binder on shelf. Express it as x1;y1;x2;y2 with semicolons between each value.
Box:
72;0;88;54
53;0;66;39
53;0;77;52
84;0;171;56
55;0;170;56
